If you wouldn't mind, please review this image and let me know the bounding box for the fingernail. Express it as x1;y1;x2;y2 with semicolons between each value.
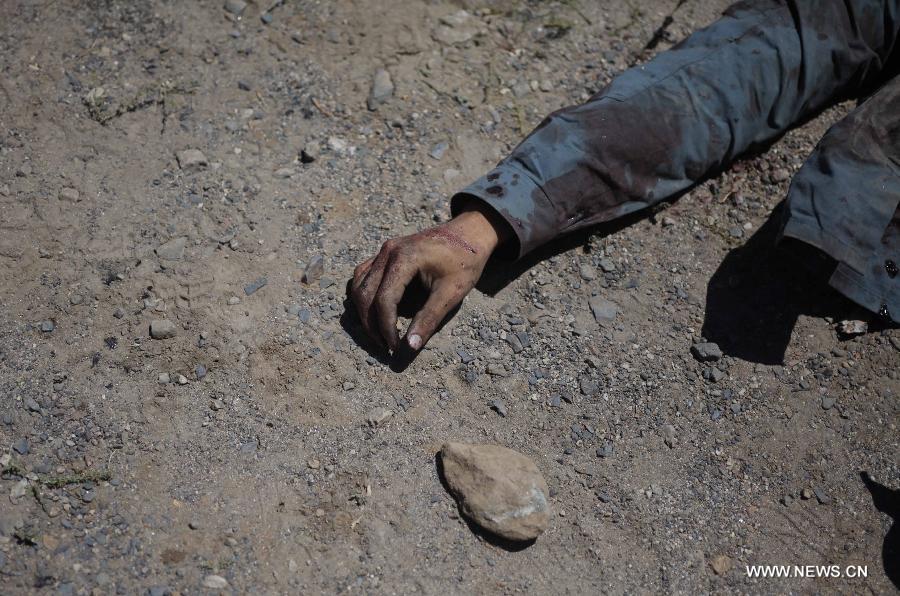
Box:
408;334;422;350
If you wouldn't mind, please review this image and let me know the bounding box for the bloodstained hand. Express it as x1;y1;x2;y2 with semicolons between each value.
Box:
350;203;510;353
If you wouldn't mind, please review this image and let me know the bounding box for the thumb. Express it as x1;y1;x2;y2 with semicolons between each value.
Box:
404;280;466;351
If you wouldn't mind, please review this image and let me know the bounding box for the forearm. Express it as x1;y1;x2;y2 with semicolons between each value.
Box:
453;0;900;258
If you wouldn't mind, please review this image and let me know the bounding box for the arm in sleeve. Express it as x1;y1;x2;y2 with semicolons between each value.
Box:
451;0;900;258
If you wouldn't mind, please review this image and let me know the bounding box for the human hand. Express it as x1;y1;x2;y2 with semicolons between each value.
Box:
351;203;509;353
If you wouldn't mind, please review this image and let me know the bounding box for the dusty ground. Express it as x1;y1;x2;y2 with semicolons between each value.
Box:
1;0;898;593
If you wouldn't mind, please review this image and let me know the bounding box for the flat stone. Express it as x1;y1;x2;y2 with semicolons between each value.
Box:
155;237;187;261
176;149;208;171
243;277;267;296
40;320;54;333
579;265;595;280
149;319;177;340
588;296;618;324
202;575;228;590
441;442;549;542
367;68;394;111
691;342;723;362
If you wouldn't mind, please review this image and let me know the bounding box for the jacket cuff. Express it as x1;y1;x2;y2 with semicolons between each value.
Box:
450;164;557;260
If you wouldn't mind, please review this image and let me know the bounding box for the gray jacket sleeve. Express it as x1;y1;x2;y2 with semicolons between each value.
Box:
451;0;900;258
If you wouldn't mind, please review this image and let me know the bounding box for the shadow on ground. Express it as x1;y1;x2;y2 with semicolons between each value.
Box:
860;472;900;589
702;203;856;364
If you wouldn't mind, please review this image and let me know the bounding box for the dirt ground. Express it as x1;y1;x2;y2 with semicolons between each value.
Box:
1;0;898;593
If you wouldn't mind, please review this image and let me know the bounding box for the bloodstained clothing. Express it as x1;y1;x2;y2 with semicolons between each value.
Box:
451;0;900;323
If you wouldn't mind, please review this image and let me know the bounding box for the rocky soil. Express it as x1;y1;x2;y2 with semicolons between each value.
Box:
1;0;898;593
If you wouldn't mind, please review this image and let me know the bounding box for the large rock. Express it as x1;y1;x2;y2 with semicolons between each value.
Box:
440;442;550;542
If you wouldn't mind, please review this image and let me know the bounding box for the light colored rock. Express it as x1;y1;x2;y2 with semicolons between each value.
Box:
202;574;229;589
440;442;550;541
176;149;208;171
367;68;394;111
588;296;618;324
710;554;732;576
155;237;187;261
838;319;867;336
149;319;177;339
